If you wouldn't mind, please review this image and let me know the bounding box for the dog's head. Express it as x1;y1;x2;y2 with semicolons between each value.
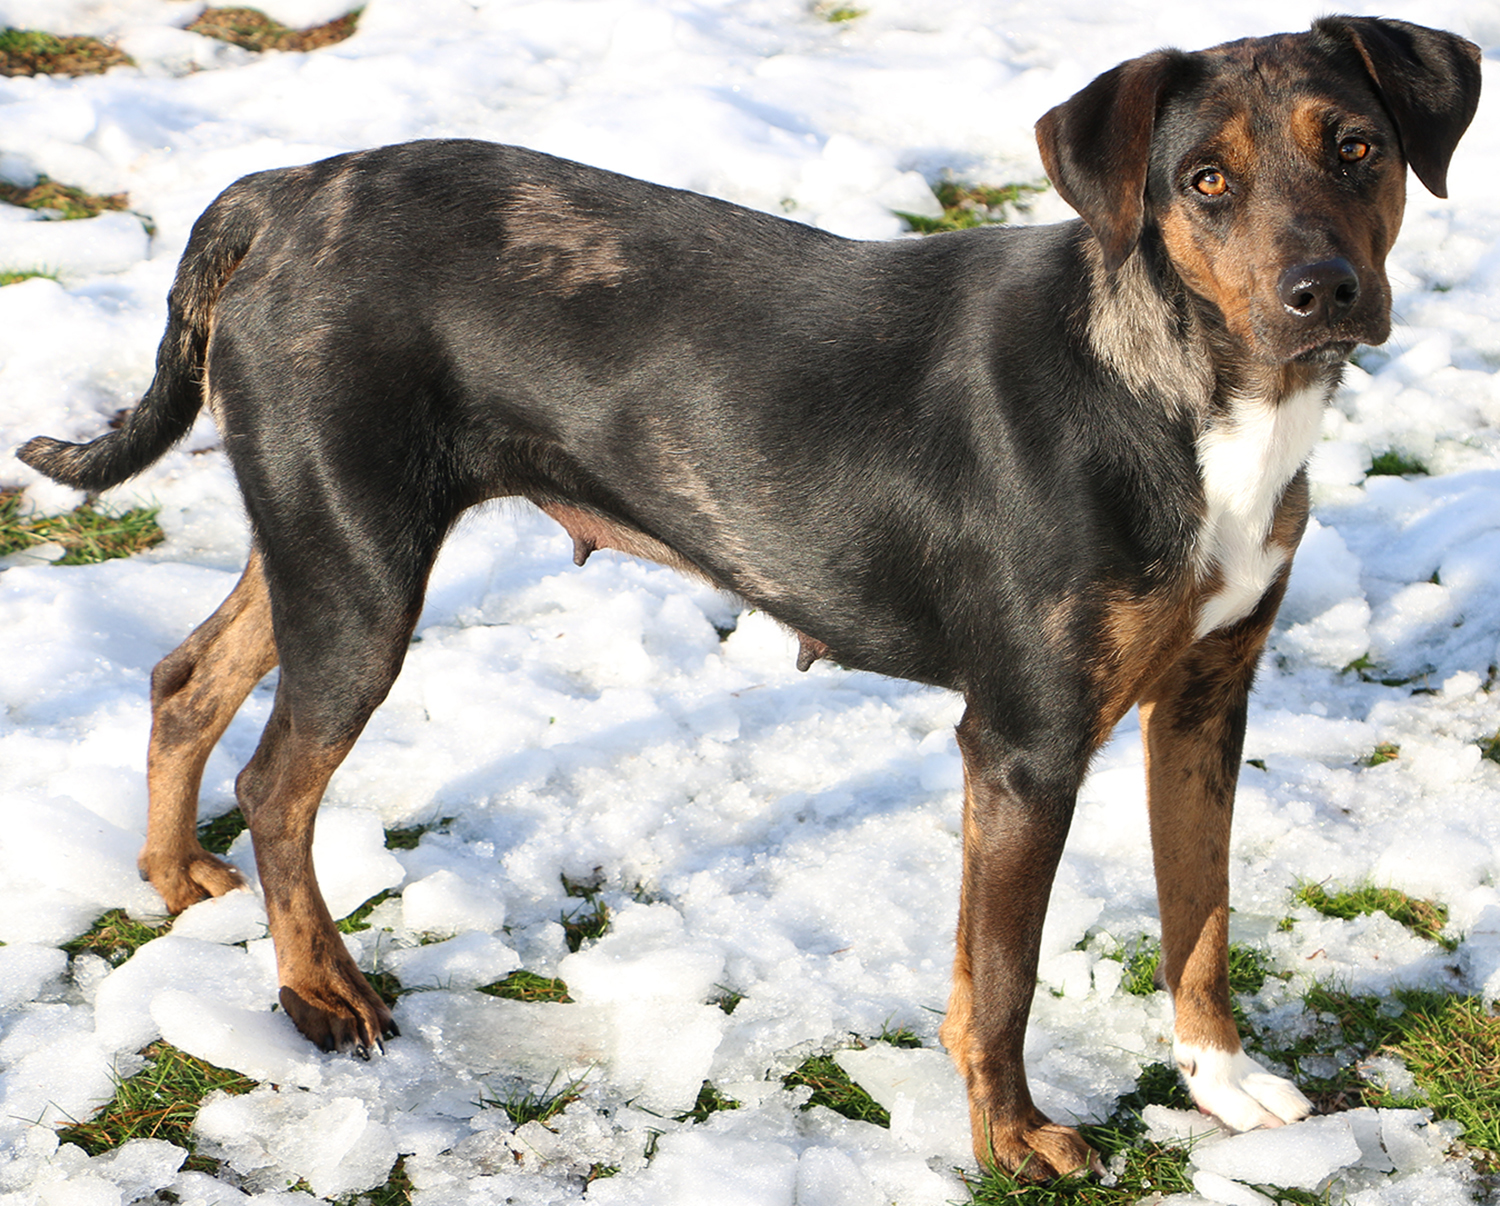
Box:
1035;17;1481;367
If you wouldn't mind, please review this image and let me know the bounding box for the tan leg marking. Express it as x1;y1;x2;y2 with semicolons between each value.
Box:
139;550;278;913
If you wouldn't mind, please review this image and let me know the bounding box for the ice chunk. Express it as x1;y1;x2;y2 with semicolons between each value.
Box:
795;1145;884;1206
401;869;507;936
586;1131;798;1206
92;938;275;1054
1192;1169;1275;1206
151;989;326;1089
834;1045;970;1168
168;891;267;945
193;1087;396;1199
0;944;67;1009
90;1139;187;1201
384;931;520;990
1191;1115;1361;1190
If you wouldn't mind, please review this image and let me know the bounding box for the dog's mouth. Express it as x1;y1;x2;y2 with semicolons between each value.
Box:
1290;338;1358;365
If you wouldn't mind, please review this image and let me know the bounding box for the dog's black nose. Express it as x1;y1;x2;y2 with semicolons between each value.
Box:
1278;258;1360;324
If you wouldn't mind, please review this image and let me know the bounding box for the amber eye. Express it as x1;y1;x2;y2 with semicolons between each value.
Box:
1193;169;1229;197
1338;137;1370;162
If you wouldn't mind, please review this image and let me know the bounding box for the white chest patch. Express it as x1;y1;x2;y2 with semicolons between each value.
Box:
1194;386;1325;638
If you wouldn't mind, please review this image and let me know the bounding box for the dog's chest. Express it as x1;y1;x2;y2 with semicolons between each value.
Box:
1192;386;1324;638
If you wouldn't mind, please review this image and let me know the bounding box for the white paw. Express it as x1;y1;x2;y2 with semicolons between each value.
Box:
1175;1041;1313;1132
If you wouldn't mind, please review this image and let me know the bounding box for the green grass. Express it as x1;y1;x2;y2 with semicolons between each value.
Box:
0;28;131;76
1112;937;1162;997
1367;449;1428;477
898;178;1048;234
56;1041;254;1170
0;176;130;221
1478;731;1500;767
781;1024;936;1127
561;878;610;952
711;984;744;1014
675;1080;740;1124
783;1052;891;1126
481;1070;588;1126
62;910;166;965
1;269;56;286
1362;741;1401;767
186;6;360;53
817;3;866;19
337;889;397;934
198;808;247;856
478;969;574;1004
1294;882;1455;950
962;1062;1196;1203
1251;985;1499;1157
0;491;165;565
349;1158;412;1206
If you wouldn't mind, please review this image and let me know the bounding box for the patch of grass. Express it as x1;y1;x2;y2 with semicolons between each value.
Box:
898;177;1048;234
675;1080;740;1124
876;1022;924;1048
1367;449;1428;477
1252;985;1499;1155
481;1070;587;1126
478;969;573;1004
816;2;867;19
0;28;131;76
560;877;610;952
1362;741;1401;766
56;1041;254;1168
337;889;396;934
347;1158;411;1206
0;491;165;565
1227;942;1276;995
0;177;129;221
711;984;744;1014
384;822;439;850
1295;881;1455;950
197;808;247;856
186;6;360;53
1112;937;1162;997
964;1127;1194;1204
783;1052;889;1126
1478;731;1500;767
1341;655;1419;689
959;1061;1201;1203
62;910;166;965
1;269;56;286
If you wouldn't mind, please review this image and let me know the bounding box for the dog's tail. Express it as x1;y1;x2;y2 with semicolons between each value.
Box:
17;185;264;492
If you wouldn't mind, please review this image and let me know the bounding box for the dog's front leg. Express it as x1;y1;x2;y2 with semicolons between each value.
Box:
1139;607;1312;1131
940;711;1101;1180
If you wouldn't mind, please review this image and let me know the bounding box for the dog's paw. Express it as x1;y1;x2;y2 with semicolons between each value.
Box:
278;957;398;1057
974;1111;1104;1182
1176;1042;1313;1131
139;845;248;914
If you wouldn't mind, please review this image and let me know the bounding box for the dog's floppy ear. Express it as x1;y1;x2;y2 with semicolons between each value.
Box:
1035;50;1188;272
1314;16;1482;199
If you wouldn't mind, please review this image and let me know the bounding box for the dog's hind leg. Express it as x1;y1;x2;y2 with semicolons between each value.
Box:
230;513;447;1054
941;710;1102;1180
1139;594;1313;1131
139;548;278;912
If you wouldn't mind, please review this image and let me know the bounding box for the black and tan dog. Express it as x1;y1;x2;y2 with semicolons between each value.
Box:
20;15;1480;1179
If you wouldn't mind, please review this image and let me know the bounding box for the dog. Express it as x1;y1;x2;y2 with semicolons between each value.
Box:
19;15;1480;1180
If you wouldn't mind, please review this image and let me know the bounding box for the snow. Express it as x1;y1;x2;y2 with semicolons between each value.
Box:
0;1;1497;1204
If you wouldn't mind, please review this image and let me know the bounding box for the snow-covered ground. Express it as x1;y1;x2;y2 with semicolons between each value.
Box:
1;1;1497;1203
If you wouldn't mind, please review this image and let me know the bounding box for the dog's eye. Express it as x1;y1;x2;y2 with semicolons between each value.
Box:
1192;169;1229;197
1337;138;1370;163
